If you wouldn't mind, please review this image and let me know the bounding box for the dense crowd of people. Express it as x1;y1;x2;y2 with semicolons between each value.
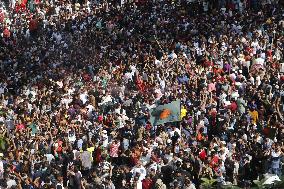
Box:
0;0;284;188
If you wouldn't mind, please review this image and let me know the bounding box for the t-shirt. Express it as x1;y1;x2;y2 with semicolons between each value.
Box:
87;147;95;161
110;142;120;158
6;179;17;188
180;107;187;119
255;57;265;66
249;110;258;125
230;102;238;112
45;154;55;163
29;123;37;135
208;83;216;92
81;151;92;169
16;124;25;130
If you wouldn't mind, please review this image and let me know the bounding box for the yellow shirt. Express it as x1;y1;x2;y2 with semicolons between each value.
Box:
87;147;95;161
181;107;187;119
249;110;258;124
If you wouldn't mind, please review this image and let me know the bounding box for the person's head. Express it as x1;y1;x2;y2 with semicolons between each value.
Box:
163;158;169;165
74;166;79;173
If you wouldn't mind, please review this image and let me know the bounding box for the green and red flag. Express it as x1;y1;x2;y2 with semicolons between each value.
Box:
149;99;181;126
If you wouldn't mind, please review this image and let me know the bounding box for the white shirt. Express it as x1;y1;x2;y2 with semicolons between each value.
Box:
0;87;4;95
134;180;143;189
86;104;94;112
68;88;75;95
160;80;165;90
102;134;109;148
62;97;72;108
231;91;239;99
99;95;112;106
255;57;265;66
80;92;88;104
117;115;129;128
0;160;3;173
230;73;236;81
6;179;17;188
256;76;261;86
45;154;55;163
155;59;162;66
124;72;133;80
249;77;255;85
77;139;84;150
170;128;181;138
169;52;177;59
131;166;147;181
220;93;227;103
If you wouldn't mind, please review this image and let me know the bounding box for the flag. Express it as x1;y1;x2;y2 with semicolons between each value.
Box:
150;100;181;126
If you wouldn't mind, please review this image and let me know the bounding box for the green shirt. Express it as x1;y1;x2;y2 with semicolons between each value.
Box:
29;123;37;135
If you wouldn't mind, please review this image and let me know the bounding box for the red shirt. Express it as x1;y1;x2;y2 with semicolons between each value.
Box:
3;28;10;38
142;178;153;189
29;19;38;31
109;142;120;158
215;75;225;83
15;3;21;12
95;147;102;164
199;149;207;160
0;12;4;23
210;155;219;169
267;50;272;57
246;47;253;54
16;124;25;130
22;0;28;5
83;73;91;81
204;60;213;67
145;123;152;131
230;102;238;112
